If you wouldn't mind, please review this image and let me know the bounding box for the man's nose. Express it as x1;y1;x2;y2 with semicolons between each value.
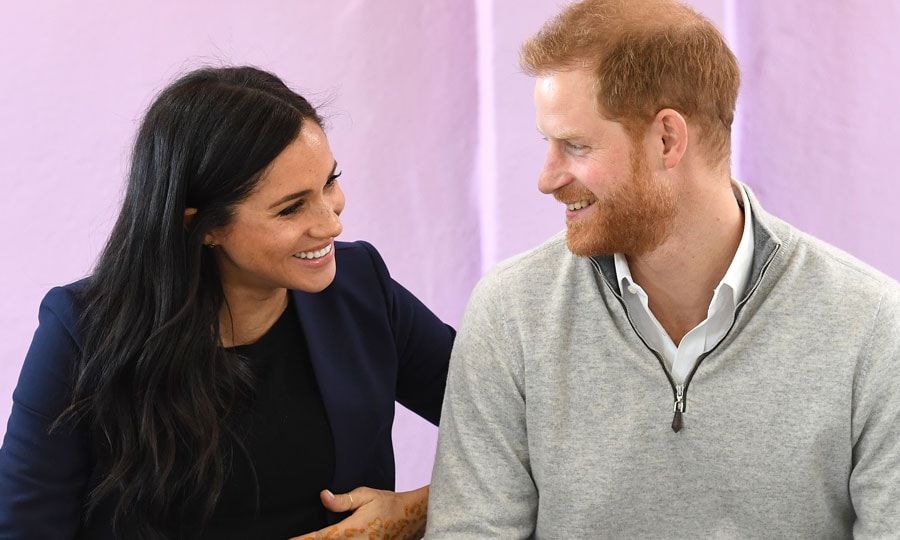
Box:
538;146;573;194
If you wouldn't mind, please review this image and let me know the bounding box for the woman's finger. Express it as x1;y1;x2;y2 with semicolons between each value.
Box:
320;487;377;513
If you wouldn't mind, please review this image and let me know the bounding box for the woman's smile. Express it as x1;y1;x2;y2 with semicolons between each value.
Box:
291;241;335;268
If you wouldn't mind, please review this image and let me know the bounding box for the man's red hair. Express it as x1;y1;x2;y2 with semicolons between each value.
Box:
521;0;740;166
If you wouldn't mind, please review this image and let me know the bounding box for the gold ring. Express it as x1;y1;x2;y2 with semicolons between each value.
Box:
348;493;354;510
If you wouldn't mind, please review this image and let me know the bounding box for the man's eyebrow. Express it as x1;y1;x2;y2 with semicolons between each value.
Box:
267;161;338;209
536;126;581;140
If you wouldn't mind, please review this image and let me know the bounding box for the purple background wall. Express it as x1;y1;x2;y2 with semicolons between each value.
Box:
1;1;897;492
735;2;900;276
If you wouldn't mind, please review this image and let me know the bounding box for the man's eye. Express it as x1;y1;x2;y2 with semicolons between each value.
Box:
566;142;587;152
278;202;303;217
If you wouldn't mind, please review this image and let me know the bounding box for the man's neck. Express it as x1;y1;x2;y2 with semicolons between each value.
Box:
626;180;744;345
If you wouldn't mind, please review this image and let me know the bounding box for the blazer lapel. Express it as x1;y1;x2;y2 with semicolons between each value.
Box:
291;289;383;496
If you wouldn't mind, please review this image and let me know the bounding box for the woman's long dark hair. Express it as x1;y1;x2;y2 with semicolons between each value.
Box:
53;66;322;537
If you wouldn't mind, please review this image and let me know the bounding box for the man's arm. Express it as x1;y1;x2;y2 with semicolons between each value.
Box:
849;285;900;538
427;273;538;539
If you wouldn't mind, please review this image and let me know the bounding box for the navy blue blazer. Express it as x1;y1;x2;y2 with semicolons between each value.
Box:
0;241;455;539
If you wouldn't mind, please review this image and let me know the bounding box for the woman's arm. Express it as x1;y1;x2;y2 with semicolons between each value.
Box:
298;243;452;540
359;241;456;425
0;288;92;538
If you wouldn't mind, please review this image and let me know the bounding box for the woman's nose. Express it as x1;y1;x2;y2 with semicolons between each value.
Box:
309;204;343;239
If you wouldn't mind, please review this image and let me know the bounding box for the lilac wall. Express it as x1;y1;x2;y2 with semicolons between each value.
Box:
1;0;897;494
735;2;900;278
0;1;479;492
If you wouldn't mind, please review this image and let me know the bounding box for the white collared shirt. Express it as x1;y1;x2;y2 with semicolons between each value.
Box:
614;183;754;385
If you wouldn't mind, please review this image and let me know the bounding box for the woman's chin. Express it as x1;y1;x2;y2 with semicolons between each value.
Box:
289;263;337;293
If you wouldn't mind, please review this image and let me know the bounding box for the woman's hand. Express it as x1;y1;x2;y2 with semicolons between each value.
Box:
293;485;429;540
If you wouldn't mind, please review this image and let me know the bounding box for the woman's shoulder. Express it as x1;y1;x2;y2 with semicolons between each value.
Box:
334;239;383;260
38;278;91;343
333;240;391;280
13;279;91;416
41;278;90;312
295;240;397;312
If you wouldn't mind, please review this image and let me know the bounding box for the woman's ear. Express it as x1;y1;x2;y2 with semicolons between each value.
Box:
185;208;219;247
184;207;198;227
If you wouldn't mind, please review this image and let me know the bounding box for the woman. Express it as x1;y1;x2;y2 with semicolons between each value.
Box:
0;66;453;539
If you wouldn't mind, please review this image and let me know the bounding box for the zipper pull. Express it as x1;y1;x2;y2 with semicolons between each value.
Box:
672;384;685;433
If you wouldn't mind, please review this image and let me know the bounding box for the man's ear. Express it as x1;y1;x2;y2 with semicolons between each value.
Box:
651;108;688;170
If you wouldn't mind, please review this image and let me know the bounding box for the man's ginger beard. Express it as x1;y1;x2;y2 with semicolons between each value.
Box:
557;145;677;257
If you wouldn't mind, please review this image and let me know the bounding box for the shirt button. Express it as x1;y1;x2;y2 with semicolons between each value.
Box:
627;283;639;294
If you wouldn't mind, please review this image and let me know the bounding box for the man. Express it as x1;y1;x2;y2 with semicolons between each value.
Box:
426;0;900;537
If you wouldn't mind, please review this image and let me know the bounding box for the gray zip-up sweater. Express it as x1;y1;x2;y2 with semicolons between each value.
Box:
427;186;900;539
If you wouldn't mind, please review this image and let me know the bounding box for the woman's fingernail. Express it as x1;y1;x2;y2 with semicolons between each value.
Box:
324;489;335;500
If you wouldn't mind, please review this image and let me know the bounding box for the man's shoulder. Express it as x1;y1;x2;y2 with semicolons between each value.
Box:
468;231;593;308
784;222;898;301
481;231;583;282
746;190;897;314
492;230;570;273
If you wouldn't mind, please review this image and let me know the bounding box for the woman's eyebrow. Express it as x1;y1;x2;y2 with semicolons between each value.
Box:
267;161;338;209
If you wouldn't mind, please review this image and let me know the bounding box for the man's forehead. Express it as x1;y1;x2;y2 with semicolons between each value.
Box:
535;72;599;114
535;69;617;131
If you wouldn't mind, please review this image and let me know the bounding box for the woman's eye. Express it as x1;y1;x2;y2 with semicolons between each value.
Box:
325;170;342;188
278;202;303;217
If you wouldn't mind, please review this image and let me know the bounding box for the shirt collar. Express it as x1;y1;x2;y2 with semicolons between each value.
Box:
614;252;636;292
719;181;755;304
614;180;755;305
